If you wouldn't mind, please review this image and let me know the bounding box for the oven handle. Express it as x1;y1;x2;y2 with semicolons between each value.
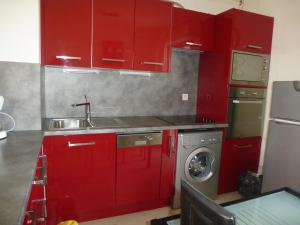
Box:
232;100;263;104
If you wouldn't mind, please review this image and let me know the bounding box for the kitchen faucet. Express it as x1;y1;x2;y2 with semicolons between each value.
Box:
72;95;94;127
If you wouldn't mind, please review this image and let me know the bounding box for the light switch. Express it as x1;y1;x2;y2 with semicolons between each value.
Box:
182;94;189;101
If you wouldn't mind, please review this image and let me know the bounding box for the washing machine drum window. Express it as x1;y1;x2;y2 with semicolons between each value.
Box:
185;147;216;183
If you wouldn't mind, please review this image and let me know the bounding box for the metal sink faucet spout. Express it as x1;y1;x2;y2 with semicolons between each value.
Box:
72;95;94;127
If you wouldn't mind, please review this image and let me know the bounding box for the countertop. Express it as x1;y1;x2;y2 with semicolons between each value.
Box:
44;116;228;136
0;131;43;225
2;116;227;225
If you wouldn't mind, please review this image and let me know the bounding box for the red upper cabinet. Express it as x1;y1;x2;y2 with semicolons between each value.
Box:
92;0;135;70
172;8;215;51
219;9;274;54
133;0;172;72
42;0;92;67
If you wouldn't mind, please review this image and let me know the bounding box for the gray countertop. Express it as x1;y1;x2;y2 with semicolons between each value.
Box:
1;116;227;225
0;131;43;225
44;116;228;136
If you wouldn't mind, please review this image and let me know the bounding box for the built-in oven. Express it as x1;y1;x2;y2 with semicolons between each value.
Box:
230;50;270;87
227;87;266;138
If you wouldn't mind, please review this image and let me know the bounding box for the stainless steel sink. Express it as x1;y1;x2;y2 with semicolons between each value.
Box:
49;118;88;130
48;118;128;130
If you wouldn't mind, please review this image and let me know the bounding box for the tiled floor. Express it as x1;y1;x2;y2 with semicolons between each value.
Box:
80;192;242;225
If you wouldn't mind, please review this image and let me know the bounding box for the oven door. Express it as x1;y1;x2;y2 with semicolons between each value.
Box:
227;98;264;138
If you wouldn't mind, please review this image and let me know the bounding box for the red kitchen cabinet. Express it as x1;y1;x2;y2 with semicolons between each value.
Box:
160;130;178;200
41;0;92;67
218;9;274;54
23;150;47;225
218;137;261;194
116;144;162;207
92;0;135;70
172;8;215;51
44;133;116;224
133;0;172;72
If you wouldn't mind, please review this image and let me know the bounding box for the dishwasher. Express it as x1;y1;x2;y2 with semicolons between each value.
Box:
116;132;163;206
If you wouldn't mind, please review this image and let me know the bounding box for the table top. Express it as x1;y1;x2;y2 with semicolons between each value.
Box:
224;189;300;225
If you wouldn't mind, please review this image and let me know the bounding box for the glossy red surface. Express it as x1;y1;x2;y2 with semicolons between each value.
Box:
42;0;92;67
218;136;261;194
172;8;215;51
160;130;178;200
197;51;230;122
133;0;172;72
92;0;135;70
23;151;46;225
116;144;162;206
218;8;274;54
44;134;116;224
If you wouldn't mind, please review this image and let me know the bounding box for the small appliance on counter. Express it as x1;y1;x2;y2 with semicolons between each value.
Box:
0;96;15;140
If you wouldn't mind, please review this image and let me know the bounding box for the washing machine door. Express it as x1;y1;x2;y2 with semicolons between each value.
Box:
185;147;216;183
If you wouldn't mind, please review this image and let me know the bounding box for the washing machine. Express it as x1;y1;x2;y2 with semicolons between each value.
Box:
172;130;223;208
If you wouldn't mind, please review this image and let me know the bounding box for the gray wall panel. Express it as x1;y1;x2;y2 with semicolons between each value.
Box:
43;50;200;118
0;61;41;131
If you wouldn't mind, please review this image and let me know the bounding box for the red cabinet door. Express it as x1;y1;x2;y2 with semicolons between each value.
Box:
23;151;46;225
218;137;261;194
172;8;215;51
160;130;178;200
223;9;274;54
42;0;92;67
44;134;116;223
116;145;162;206
92;0;135;70
133;0;172;72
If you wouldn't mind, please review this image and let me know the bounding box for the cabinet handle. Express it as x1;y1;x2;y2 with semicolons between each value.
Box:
142;61;164;66
32;155;47;186
25;209;37;225
68;141;96;147
31;198;47;220
247;45;263;50
101;58;126;63
234;144;253;149
56;55;82;60
185;41;202;47
168;135;173;158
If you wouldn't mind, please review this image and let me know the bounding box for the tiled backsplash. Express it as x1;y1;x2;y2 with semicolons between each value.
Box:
43;50;200;118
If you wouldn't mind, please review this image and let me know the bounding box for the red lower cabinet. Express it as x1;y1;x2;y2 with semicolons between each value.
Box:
160;130;178;200
218;137;261;194
23;150;47;225
44;131;177;223
44;133;116;224
116;145;162;207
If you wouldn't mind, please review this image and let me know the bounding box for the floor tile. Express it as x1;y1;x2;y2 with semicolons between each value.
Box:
80;192;242;225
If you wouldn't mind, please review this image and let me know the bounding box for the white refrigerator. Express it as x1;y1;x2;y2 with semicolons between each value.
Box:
262;81;300;192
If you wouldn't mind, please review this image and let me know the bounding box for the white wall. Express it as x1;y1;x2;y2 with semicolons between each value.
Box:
0;0;40;63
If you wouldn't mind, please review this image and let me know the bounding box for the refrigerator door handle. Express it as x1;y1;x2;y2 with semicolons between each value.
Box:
272;118;300;126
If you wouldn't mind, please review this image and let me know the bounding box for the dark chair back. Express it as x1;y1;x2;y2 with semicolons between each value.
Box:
181;180;236;225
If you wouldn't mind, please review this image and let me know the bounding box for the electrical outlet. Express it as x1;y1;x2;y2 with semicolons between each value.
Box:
182;94;189;101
